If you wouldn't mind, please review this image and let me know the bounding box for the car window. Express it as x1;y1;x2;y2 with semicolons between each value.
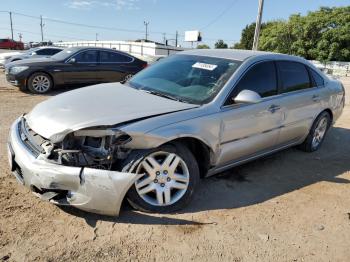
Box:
309;67;324;87
35;49;51;55
229;61;277;102
74;50;98;63
100;51;133;63
277;61;311;93
45;49;62;55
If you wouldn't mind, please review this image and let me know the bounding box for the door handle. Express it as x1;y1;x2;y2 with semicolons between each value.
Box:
268;104;281;113
312;95;320;102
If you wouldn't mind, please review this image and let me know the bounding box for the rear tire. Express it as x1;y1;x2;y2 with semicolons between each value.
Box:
27;72;53;94
298;111;331;152
124;143;200;213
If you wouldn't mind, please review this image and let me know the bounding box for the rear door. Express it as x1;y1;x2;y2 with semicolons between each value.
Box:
63;50;98;85
97;50;135;83
275;61;324;146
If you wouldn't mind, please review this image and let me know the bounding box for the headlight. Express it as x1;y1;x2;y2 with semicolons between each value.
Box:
10;66;29;74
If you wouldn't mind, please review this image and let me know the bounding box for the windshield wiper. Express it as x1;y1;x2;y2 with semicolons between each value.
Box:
141;89;190;104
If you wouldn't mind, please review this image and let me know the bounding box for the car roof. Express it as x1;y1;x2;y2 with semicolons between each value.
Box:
32;46;63;50
65;46;126;52
181;49;305;62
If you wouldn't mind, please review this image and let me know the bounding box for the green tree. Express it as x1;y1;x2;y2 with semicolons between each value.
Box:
232;22;257;49
197;44;210;49
214;39;228;49
258;6;350;61
259;20;295;55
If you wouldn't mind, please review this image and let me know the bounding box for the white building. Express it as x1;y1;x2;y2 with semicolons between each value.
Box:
53;40;186;60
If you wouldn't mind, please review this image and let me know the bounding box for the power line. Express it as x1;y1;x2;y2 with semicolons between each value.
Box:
10;11;168;36
0;26;91;41
0;10;238;44
200;0;239;31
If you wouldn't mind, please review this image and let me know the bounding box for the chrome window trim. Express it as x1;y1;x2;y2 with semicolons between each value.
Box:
64;48;135;64
221;59;322;110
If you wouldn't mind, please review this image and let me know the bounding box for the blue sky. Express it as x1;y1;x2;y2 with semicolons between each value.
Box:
0;0;348;47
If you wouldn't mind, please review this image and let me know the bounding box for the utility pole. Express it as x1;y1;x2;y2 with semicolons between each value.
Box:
40;15;44;42
18;33;22;42
9;12;14;40
162;33;166;45
252;0;264;51
95;33;99;41
175;31;178;47
144;21;149;41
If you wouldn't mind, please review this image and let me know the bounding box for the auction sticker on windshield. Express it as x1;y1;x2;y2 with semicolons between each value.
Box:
192;62;218;71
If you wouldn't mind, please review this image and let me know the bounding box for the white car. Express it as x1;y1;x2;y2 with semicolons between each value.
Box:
0;51;22;68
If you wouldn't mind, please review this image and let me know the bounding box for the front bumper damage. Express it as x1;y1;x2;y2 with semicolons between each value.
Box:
7;118;138;216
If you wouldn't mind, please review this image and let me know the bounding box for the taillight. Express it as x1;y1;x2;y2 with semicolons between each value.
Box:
142;63;148;69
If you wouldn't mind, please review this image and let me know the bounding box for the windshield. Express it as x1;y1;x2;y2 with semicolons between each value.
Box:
128;54;241;104
51;47;79;60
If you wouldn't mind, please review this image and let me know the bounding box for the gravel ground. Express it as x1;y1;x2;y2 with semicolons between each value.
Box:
0;73;349;262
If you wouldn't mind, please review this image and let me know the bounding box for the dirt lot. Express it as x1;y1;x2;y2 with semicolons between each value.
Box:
0;72;349;262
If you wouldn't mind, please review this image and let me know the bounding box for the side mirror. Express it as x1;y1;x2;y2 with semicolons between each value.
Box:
68;58;76;64
233;89;262;104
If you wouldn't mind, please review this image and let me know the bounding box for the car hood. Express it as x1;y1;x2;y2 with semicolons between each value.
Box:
7;57;55;67
26;83;198;142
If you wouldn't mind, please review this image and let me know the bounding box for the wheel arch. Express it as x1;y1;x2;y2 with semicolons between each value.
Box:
27;70;55;89
322;108;333;124
161;136;212;178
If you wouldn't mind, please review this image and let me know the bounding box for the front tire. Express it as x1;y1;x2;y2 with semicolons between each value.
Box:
27;72;53;94
298;111;331;152
124;143;200;213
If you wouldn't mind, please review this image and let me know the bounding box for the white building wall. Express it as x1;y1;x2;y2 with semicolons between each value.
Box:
53;40;186;58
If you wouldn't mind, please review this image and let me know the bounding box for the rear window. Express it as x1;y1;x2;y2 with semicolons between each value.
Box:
100;51;133;63
309;68;324;87
277;61;311;93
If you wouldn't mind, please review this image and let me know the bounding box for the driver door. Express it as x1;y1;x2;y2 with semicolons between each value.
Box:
63;50;98;85
216;61;284;166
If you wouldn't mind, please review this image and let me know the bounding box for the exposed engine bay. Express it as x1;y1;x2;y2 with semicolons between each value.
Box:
50;129;132;170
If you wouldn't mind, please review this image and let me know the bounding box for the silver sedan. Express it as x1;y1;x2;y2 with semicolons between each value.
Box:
7;49;345;216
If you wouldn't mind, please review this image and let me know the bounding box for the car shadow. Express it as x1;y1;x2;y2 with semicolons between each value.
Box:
59;126;350;226
0;83;96;96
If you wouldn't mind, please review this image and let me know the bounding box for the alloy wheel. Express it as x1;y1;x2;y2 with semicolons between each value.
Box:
31;75;51;93
312;117;328;149
135;151;190;206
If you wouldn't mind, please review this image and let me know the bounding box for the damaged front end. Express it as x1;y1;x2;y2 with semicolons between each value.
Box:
9;116;140;216
52;127;133;170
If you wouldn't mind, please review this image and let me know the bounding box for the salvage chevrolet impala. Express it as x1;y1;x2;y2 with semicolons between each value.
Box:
7;50;345;216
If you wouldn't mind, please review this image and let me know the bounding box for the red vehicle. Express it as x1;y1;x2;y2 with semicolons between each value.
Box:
0;39;24;50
